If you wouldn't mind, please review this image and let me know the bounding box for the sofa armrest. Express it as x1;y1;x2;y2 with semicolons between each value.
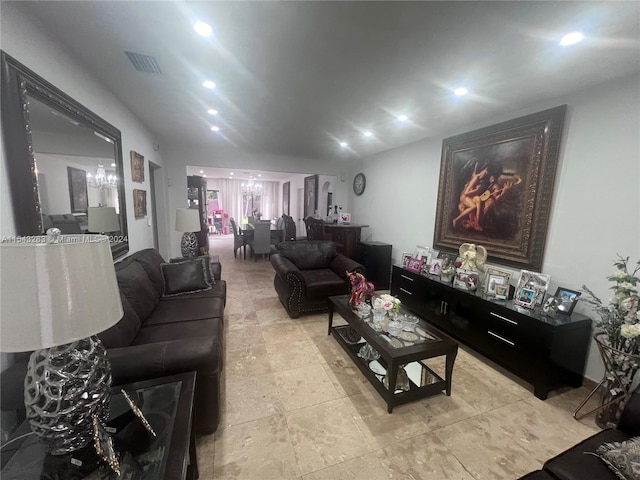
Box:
330;254;365;279
107;337;221;386
271;253;301;278
618;388;640;435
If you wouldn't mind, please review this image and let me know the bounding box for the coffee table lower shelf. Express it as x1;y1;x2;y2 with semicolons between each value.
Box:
330;325;449;413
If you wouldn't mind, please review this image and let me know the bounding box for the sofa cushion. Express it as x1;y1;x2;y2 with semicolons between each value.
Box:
133;318;223;346
97;294;142;349
544;429;630;480
161;258;212;296
278;241;337;270
145;296;225;326
301;269;347;298
593;436;640;480
170;255;216;285
116;261;159;321
160;280;227;305
134;248;166;297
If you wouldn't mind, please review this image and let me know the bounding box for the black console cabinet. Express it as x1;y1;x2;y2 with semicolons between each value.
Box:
390;266;592;399
356;241;392;290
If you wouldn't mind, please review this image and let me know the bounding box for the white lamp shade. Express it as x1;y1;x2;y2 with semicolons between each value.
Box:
88;206;120;232
175;208;201;232
0;235;123;352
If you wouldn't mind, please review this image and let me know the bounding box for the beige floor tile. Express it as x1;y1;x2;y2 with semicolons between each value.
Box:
274;364;342;411
302;451;390;480
221;373;284;427
376;433;476;480
225;310;259;331
225;325;267;352
225;343;274;379
345;389;433;449
321;357;376;398
286;399;374;475
261;322;309;344
266;339;322;372
435;413;544;479
213;414;301;479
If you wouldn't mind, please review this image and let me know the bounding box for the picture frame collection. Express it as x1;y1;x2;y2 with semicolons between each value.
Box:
400;244;580;314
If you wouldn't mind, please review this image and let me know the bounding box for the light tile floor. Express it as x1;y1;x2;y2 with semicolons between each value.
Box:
195;234;600;479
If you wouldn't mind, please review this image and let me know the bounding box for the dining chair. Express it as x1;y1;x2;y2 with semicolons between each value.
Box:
247;221;271;261
229;217;246;259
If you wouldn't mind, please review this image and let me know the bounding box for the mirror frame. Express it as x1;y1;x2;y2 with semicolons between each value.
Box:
1;51;129;259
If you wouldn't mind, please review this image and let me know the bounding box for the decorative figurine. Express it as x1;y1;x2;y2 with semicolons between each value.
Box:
347;271;374;306
459;243;487;272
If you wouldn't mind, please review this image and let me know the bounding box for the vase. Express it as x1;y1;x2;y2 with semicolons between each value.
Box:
593;332;640;429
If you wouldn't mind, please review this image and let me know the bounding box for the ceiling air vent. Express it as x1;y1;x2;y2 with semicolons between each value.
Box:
125;51;162;75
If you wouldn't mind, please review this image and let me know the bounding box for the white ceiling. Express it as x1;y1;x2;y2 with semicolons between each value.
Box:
12;1;640;160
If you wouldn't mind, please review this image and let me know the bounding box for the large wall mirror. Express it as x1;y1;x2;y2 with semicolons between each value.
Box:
1;51;128;258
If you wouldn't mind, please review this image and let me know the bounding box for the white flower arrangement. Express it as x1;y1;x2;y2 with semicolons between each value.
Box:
374;294;401;314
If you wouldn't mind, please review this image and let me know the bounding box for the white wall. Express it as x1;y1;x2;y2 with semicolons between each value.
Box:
0;2;167;256
347;73;640;382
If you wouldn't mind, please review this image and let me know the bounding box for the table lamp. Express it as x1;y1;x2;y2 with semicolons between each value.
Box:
0;230;123;458
175;208;201;257
88;206;120;233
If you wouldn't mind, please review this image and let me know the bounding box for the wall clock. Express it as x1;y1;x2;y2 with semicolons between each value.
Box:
353;172;366;196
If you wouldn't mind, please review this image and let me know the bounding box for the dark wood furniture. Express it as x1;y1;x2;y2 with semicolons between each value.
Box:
356;241;392;290
390;266;592;399
328;294;458;412
323;224;369;259
1;372;198;480
187;175;209;255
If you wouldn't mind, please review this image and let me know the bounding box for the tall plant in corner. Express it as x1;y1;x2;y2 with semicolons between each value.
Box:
582;255;640;427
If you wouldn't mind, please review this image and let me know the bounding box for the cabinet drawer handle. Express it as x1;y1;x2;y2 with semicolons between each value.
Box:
400;275;414;282
488;330;515;346
399;288;413;296
490;312;518;326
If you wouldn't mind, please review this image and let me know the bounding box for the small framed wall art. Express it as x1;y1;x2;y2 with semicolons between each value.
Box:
133;189;147;218
131;151;145;183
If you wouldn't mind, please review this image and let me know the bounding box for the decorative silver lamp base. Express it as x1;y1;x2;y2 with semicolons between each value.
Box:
181;231;198;258
24;335;112;455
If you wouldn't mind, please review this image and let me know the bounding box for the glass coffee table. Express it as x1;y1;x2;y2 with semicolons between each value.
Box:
328;294;458;413
1;372;197;480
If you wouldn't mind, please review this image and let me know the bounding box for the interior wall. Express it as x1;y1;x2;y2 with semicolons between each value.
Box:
0;2;166;256
347;73;640;382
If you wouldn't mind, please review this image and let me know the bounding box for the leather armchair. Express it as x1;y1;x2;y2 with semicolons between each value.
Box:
271;241;364;318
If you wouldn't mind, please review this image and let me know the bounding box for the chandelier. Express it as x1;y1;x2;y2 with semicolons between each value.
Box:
241;179;262;194
86;165;117;190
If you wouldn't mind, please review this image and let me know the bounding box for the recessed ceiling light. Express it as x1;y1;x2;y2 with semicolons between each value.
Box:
230;172;234;175
560;31;584;46
339;141;348;147
210;125;220;132
397;114;409;122
202;80;216;89
207;109;218;115
454;87;469;96
194;22;212;37
257;174;262;177
363;131;373;137
111;163;116;167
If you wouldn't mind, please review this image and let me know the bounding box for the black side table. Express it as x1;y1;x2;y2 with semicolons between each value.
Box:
1;372;198;480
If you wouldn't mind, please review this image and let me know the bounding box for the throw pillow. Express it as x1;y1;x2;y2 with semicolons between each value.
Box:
161;257;212;296
169;255;215;285
593;436;640;480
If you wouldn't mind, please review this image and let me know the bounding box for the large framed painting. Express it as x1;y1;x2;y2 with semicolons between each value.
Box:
67;166;88;213
433;105;566;271
283;181;290;215
304;175;318;218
